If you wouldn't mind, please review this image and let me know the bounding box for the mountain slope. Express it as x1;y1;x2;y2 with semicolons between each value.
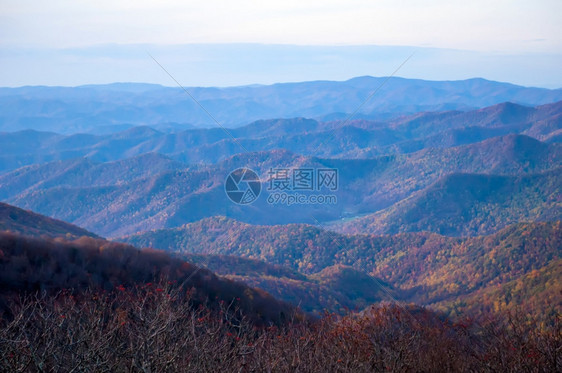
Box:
177;253;396;314
0;231;297;325
121;219;561;314
0;202;396;315
338;167;562;236
0;202;97;238
436;258;562;317
0;153;186;199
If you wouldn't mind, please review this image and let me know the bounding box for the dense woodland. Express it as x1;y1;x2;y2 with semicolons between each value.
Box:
0;232;295;325
123;218;561;318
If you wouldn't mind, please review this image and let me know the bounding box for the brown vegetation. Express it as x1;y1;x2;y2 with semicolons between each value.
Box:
0;285;559;372
0;232;295;325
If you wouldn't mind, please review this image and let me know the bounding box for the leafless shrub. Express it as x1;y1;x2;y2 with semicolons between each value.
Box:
0;284;559;372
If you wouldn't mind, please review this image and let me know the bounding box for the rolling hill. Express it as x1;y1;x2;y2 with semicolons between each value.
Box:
0;101;560;173
0;202;396;315
178;253;396;314
0;203;299;324
436;258;561;318
121;218;561;315
0;208;556;373
0;153;187;199
0;197;559;320
337;166;562;236
3;133;560;237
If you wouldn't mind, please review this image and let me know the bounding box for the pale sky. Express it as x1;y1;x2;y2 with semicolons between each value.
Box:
0;0;561;87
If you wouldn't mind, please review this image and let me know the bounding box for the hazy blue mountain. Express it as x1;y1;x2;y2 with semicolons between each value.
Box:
1;99;560;238
0;101;560;172
0;153;187;200
2;76;562;133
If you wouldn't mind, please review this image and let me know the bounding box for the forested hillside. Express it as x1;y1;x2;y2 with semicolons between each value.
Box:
122;218;561;317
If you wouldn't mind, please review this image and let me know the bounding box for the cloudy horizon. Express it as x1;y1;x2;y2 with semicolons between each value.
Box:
1;1;560;88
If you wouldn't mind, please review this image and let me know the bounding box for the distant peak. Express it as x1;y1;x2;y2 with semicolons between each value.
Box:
115;126;162;138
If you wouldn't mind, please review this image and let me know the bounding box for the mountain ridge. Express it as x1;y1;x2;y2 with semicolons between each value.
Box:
2;77;562;134
3;133;560;237
0;101;560;174
0;202;98;238
336;166;562;236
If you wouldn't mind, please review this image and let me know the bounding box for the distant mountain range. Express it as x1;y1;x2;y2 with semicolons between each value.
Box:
1;90;560;238
1;77;562;133
0;100;560;173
